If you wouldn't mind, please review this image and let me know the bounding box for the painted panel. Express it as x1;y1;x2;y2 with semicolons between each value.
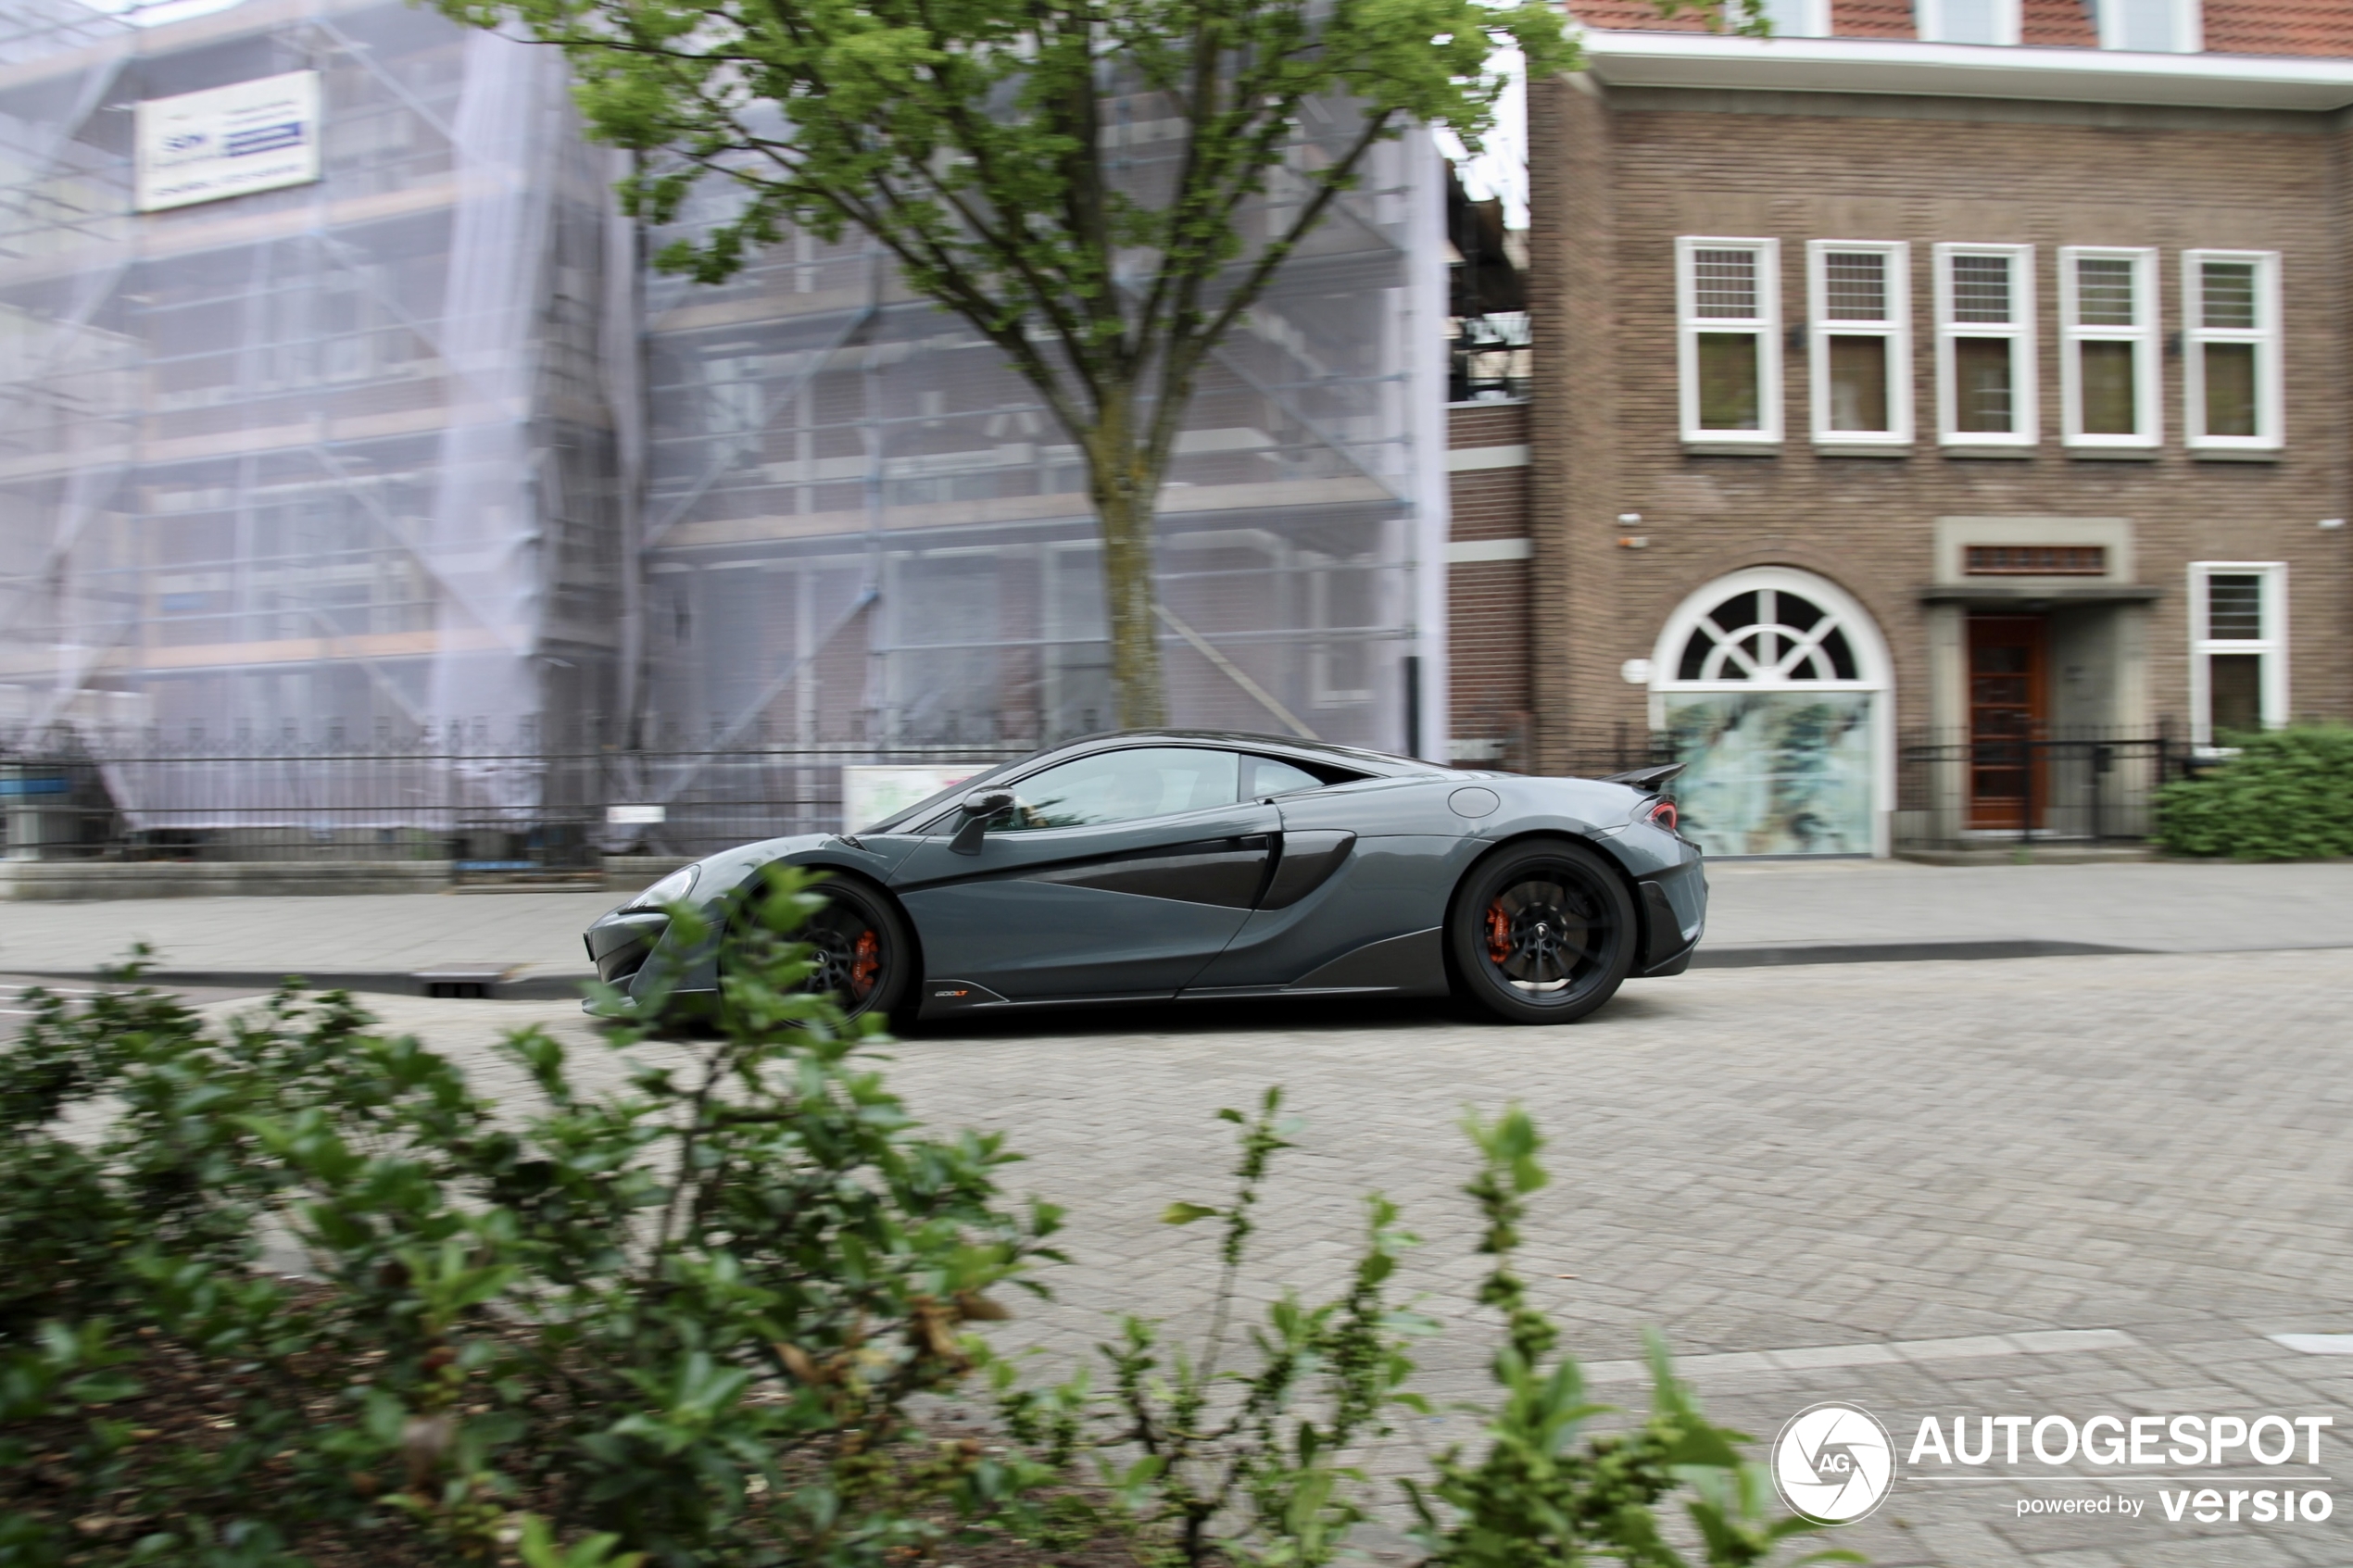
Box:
1665;691;1875;856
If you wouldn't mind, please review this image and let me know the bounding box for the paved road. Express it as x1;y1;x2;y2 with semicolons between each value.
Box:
1700;858;2353;955
217;946;2353;1567
0;859;2347;992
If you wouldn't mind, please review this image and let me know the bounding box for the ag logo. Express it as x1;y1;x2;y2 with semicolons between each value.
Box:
1772;1402;1894;1524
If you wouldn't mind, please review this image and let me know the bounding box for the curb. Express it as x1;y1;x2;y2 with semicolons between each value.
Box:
6;967;597;1002
1690;939;2148;969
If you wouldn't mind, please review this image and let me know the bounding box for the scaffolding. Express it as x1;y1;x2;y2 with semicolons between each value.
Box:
634;114;1450;759
0;0;1449;848
0;0;625;839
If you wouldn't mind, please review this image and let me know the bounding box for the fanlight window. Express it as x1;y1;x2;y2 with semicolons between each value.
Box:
1672;586;1862;684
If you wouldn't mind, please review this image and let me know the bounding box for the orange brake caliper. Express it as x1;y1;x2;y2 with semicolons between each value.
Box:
1485;901;1512;965
849;930;881;997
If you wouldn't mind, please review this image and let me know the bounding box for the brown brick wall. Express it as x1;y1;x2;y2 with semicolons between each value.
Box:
1447;400;1532;762
1529;75;1631;767
1524;79;2353;772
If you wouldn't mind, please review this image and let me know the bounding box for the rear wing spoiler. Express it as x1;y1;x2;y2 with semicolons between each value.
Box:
1600;761;1685;792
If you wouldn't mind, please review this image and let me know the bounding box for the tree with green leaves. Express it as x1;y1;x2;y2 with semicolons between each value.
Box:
438;0;1590;728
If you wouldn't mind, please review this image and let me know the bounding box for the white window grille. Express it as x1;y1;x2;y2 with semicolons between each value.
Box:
1676;237;1781;445
2097;0;2199;52
1916;0;2021;44
2183;250;2282;453
1807;241;1911;446
1932;244;2035;447
2058;246;2160;450
2188;561;2286;745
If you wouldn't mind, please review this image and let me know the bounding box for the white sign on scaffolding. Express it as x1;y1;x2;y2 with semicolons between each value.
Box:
136;70;321;213
840;766;983;834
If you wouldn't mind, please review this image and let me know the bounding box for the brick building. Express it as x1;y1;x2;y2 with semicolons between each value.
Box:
1523;1;2353;854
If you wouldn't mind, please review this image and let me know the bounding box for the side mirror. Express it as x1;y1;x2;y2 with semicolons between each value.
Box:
950;787;1017;855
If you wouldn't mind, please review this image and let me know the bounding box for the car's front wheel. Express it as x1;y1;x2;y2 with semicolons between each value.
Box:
1449;837;1637;1024
729;873;914;1026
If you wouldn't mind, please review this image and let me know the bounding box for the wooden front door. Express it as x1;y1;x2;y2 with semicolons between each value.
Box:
1967;615;2047;830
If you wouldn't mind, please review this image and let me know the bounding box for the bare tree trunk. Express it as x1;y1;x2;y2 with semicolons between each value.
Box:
1086;399;1167;728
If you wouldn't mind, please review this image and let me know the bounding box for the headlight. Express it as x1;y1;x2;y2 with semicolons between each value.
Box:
627;864;700;910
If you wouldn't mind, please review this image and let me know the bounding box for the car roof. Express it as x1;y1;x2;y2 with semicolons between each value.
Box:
1048;729;1447;777
859;729;1446;834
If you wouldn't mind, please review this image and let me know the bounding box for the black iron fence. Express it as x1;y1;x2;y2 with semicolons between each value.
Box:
1893;728;2186;852
0;743;1033;870
0;725;2185;872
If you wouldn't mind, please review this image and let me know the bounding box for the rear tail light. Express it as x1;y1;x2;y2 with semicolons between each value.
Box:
1646;798;1679;834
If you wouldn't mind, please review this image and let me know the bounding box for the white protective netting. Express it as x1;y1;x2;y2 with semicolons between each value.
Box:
0;0;627;829
632;104;1450;771
0;0;1447;843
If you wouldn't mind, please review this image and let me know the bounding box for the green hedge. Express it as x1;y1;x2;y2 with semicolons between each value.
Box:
2155;726;2353;860
1;872;1835;1568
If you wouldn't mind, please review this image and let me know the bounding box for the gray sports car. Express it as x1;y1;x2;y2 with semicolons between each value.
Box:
584;729;1704;1026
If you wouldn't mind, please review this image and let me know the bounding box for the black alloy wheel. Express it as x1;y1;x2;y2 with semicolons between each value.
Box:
1449;837;1637;1024
731;874;913;1025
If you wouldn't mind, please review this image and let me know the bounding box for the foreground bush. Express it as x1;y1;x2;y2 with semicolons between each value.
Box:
2155;725;2353;860
0;876;1061;1566
996;1092;1853;1568
2;872;1843;1567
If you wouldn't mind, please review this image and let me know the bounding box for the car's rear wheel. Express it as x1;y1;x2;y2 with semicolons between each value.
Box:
730;873;913;1026
1449;838;1636;1024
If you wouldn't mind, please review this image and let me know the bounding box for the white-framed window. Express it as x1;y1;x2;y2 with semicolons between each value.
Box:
2183;249;2282;452
2097;0;2199;52
1676;236;1782;445
1932;244;2034;447
2189;561;2287;745
2058;246;2160;450
1751;0;1830;35
1806;241;1911;447
1917;0;2022;45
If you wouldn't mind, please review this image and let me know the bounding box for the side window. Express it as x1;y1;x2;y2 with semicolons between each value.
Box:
2189;562;2286;746
2059;246;2160;449
1675;236;1781;445
1806;240;1910;447
1244;756;1330;798
997;747;1240;832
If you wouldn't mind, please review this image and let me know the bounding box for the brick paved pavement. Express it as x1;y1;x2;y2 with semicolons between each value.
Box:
291;947;2353;1566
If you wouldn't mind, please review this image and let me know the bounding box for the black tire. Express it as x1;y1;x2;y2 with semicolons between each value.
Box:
1448;837;1638;1025
729;873;915;1027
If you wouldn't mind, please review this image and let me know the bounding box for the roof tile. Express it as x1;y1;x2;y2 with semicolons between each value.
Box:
2204;0;2353;57
1566;0;2353;56
2019;0;2096;48
1831;0;1916;38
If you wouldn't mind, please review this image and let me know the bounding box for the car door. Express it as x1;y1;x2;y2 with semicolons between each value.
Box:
889;745;1277;1001
1185;767;1474;995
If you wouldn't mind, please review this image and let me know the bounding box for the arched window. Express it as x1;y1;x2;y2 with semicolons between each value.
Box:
1671;584;1864;684
1651;568;1892;857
